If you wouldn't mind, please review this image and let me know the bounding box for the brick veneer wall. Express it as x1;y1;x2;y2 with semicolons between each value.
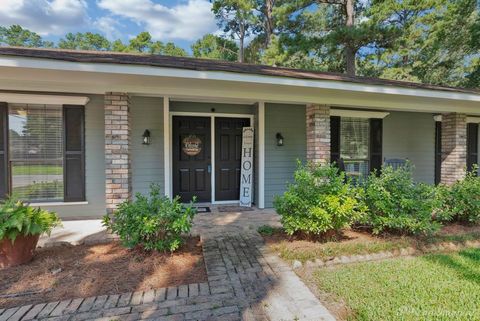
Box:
105;92;131;214
441;113;467;185
306;104;330;164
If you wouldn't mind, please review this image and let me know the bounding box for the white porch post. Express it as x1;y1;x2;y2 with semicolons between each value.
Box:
163;96;171;198
258;101;265;209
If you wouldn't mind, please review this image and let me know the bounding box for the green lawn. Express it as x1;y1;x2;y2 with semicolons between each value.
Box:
313;248;480;321
263;226;480;263
12;165;62;175
273;237;412;262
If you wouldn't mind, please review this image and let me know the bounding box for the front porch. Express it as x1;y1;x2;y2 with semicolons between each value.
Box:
0;91;477;219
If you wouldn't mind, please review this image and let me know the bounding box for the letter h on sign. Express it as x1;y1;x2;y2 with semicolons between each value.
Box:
239;127;254;207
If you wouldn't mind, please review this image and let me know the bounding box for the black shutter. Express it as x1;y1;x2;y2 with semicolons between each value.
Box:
369;118;383;174
0;103;8;198
467;122;478;174
435;121;442;184
63;105;85;202
330;116;341;166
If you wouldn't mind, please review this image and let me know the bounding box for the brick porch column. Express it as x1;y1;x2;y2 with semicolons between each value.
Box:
105;92;131;214
306;104;330;164
441;113;467;185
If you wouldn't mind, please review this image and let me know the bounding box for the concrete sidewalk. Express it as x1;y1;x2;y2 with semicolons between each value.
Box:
38;219;112;247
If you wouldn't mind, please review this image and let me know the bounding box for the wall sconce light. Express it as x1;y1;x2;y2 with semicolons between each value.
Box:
276;133;284;146
142;129;151;145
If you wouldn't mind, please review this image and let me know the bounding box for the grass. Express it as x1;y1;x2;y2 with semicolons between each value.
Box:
12;165;62;175
272;237;412;263
312;248;480;321
12;181;63;201
261;225;480;263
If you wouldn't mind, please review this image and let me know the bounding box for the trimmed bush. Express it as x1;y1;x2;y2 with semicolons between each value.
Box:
362;163;440;235
103;184;197;252
437;168;480;224
274;162;366;237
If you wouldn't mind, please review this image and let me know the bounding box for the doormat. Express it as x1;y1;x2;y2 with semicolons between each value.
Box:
195;206;211;213
217;206;254;212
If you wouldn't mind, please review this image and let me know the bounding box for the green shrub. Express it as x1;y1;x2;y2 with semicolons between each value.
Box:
363;163;440;235
103;184;197;252
257;225;282;236
274;162;366;237
437;168;480;224
0;197;61;242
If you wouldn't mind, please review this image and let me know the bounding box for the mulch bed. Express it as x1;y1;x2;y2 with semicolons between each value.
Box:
0;237;207;309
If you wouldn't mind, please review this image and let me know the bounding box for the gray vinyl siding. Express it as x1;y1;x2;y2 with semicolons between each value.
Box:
40;94;106;219
131;96;164;196
264;103;306;207
170;101;254;114
383;111;435;184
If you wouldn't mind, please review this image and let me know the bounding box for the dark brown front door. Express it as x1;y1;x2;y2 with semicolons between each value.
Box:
215;117;250;201
172;116;211;202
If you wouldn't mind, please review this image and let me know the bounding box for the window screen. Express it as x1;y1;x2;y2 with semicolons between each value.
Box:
340;117;370;179
8;104;63;202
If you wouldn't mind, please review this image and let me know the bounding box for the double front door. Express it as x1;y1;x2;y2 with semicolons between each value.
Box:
172;116;250;203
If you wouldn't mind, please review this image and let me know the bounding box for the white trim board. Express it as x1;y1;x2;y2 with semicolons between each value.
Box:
257;102;265;209
1;56;480;102
331;108;390;119
29;201;89;207
0;92;89;105
433;115;480;123
168;111;258;205
163;97;171;198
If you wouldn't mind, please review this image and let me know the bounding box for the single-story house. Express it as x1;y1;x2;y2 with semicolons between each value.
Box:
0;47;478;219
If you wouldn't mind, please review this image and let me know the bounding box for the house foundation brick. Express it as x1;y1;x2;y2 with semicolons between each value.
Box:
306;104;330;164
105;92;131;214
441;112;467;185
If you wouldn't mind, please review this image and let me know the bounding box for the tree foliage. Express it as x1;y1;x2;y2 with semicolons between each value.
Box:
58;32;110;51
111;32;188;56
191;34;238;61
0;0;478;88
0;25;53;48
212;0;258;62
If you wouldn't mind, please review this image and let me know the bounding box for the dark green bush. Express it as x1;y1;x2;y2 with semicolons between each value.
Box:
274;162;366;237
0;198;61;242
363;163;440;235
436;168;480;224
103;184;197;252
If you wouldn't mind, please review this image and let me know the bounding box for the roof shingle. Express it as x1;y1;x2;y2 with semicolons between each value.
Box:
0;46;478;94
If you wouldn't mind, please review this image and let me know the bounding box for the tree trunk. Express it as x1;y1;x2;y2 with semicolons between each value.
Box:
345;0;355;76
345;46;355;76
239;23;245;63
264;0;274;47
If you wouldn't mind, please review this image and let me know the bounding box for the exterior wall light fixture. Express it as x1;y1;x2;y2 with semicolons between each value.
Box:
276;132;284;146
142;129;151;145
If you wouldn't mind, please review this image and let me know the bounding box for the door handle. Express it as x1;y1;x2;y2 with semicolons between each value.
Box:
207;164;211;173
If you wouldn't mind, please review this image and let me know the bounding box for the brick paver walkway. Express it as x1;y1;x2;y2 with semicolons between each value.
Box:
0;209;335;321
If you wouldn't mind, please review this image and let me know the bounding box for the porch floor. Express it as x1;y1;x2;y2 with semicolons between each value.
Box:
39;207;281;247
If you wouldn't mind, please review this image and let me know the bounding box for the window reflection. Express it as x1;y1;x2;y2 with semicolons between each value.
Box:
9;104;63;202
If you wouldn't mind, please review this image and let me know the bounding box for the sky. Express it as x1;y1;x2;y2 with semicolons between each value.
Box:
0;0;220;50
